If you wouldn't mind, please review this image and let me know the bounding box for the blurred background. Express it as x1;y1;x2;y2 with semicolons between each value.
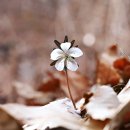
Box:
0;0;130;104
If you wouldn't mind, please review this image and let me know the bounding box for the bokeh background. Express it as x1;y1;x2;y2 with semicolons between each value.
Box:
0;0;130;103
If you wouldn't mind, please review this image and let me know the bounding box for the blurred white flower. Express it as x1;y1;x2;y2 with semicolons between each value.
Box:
50;36;83;71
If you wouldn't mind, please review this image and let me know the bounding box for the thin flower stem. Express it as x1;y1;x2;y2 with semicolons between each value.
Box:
65;69;77;110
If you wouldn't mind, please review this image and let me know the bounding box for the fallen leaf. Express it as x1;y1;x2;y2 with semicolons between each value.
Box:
80;79;130;121
96;45;122;85
0;108;22;130
85;85;120;120
53;71;90;101
38;71;90;101
0;98;104;130
113;57;130;83
104;101;130;130
13;82;60;105
96;62;121;85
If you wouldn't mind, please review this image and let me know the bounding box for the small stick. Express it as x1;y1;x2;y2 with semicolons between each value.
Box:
65;69;77;110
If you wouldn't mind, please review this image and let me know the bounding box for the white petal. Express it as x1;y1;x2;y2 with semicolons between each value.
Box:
55;58;65;71
60;42;71;52
67;58;78;71
50;49;64;60
68;47;83;57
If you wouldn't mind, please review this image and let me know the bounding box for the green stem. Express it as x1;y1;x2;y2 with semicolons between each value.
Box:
65;69;77;110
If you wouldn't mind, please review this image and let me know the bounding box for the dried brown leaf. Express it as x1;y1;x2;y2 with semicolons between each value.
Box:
0;108;22;130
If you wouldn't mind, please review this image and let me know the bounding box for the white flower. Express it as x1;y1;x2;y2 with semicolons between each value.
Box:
50;36;83;71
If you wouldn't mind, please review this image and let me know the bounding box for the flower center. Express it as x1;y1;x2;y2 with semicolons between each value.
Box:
63;52;69;58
